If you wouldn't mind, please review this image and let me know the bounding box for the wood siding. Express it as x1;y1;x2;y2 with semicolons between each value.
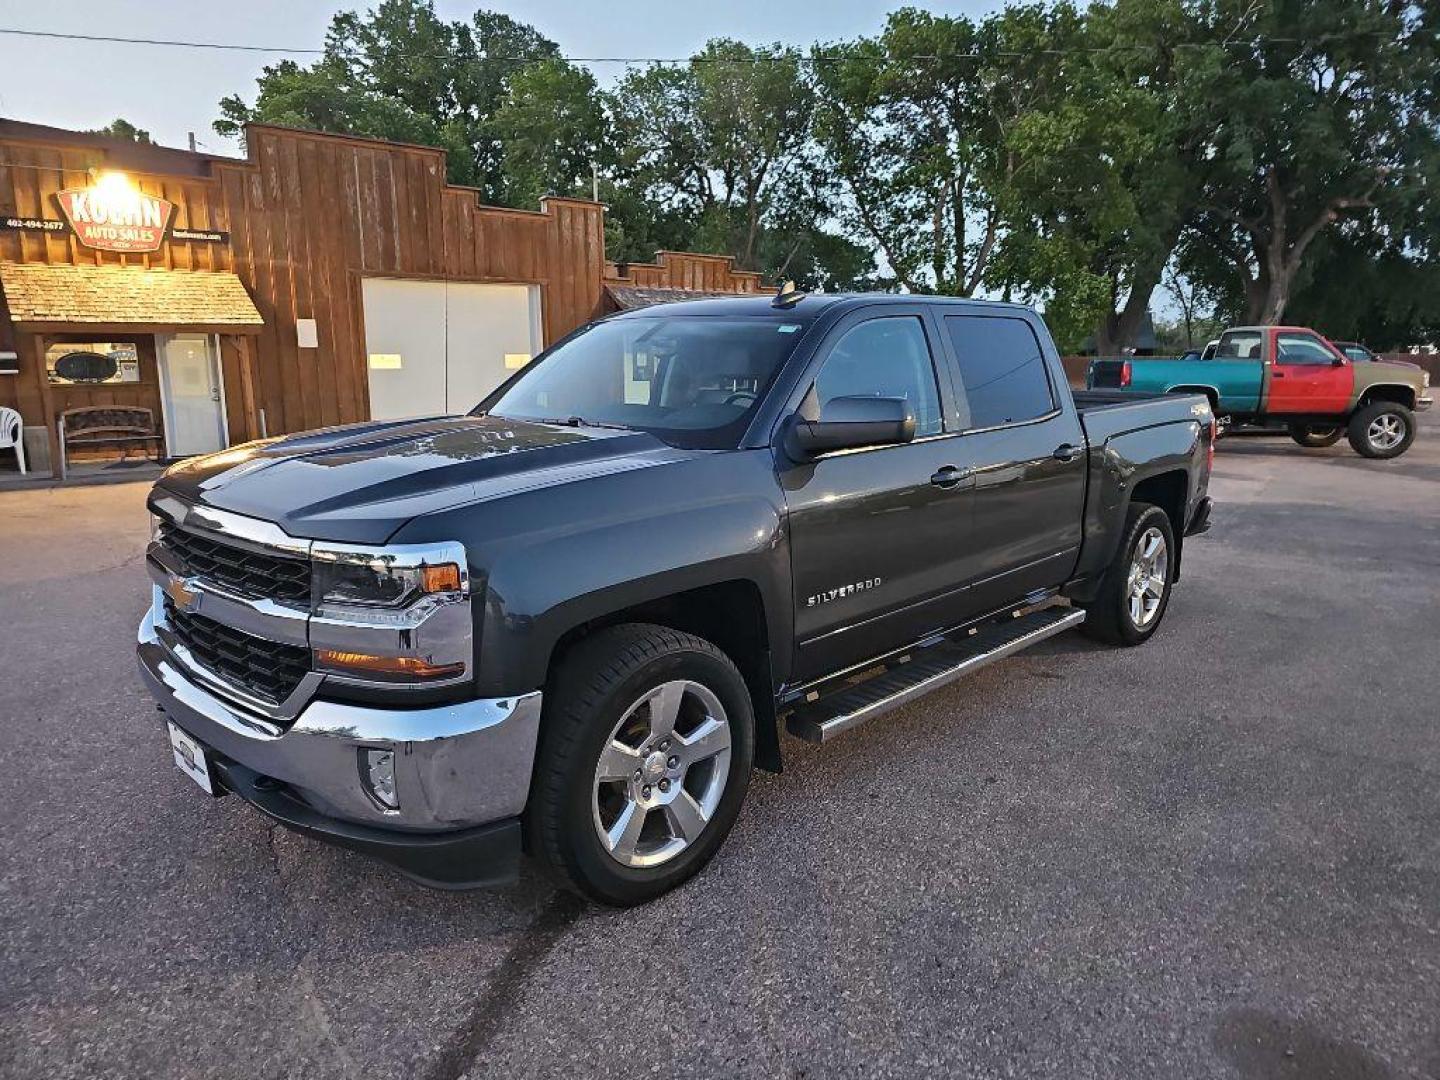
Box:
214;127;607;436
2;124;763;449
605;251;764;294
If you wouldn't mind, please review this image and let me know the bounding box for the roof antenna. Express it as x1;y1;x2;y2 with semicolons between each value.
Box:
772;279;807;309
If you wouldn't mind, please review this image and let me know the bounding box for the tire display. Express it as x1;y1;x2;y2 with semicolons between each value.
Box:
1346;401;1416;459
1079;503;1176;647
525;623;755;905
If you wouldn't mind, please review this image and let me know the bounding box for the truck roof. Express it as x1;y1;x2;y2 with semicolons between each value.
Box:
606;292;1040;322
1223;325;1315;334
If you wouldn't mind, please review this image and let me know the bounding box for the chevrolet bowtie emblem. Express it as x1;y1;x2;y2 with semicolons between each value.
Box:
164;576;203;614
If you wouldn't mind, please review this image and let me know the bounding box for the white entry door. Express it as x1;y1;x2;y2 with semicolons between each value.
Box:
362;278;542;421
157;334;226;456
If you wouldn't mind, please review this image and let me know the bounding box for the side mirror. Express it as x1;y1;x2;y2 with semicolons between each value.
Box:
786;396;916;459
1332;355;1347;366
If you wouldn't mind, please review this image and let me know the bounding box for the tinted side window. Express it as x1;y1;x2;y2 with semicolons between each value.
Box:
813;316;943;437
944;315;1054;429
1217;331;1262;359
1276;332;1338;365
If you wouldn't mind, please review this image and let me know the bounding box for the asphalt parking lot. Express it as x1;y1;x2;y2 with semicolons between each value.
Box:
1;416;1437;1080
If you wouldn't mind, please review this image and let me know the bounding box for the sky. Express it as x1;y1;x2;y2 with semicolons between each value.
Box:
0;0;1006;154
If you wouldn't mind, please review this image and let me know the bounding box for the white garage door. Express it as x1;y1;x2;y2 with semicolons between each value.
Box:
362;278;542;421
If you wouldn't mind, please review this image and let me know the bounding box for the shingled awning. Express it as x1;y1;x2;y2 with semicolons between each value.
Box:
605;284;756;311
0;261;264;333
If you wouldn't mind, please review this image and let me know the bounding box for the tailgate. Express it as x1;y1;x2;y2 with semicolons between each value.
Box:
1089;360;1128;389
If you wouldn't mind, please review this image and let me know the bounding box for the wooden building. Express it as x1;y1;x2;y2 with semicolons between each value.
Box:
0;119;762;477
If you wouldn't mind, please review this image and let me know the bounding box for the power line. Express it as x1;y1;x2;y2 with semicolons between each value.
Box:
0;25;1405;67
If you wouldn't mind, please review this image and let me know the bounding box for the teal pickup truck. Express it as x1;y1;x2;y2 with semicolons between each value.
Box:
1088;325;1431;459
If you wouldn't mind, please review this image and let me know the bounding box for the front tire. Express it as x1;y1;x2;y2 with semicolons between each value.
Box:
1288;423;1342;448
1347;401;1415;459
1080;503;1176;646
525;623;754;906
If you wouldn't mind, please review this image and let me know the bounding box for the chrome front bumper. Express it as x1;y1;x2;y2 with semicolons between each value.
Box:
138;607;542;833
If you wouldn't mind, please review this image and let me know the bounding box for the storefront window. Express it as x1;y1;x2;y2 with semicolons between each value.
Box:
45;342;141;385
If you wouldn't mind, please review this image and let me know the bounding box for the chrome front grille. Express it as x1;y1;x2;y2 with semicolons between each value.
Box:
159;520;311;605
163;598;311;705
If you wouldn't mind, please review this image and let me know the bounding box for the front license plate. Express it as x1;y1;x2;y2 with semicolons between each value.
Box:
167;720;214;795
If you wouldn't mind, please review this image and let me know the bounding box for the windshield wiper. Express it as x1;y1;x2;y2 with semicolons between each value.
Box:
532;415;632;431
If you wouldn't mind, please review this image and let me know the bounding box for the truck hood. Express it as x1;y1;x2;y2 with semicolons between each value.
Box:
1370;358;1423;375
154;415;681;544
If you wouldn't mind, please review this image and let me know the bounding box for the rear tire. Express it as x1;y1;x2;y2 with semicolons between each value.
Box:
1288;423;1342;448
1079;503;1176;647
1347;401;1415;459
525;623;754;906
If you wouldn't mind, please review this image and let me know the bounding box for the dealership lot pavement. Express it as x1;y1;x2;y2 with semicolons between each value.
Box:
1;417;1437;1080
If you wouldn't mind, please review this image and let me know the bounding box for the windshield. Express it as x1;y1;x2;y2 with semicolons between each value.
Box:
483;316;805;449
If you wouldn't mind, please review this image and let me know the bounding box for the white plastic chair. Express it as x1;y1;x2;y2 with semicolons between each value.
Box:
0;406;27;474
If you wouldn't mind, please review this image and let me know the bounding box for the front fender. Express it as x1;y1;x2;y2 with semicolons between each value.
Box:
406;451;791;697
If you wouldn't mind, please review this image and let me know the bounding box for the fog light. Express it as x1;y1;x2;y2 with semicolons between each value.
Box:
362;749;399;810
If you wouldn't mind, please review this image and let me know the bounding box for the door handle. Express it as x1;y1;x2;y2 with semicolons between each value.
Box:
1272;371;1285;378
1052;443;1081;462
930;465;971;489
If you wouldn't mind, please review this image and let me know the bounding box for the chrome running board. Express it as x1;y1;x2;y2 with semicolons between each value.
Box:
785;606;1086;744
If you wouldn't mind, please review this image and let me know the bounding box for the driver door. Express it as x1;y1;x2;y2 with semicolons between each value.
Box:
1266;329;1352;414
779;309;975;683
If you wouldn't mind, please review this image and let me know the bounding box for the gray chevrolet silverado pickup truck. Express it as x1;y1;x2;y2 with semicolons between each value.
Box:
139;293;1215;905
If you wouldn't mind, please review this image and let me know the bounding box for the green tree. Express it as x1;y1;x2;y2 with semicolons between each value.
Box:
607;40;838;278
812;8;1033;296
215;1;597;205
489;59;606;206
89;119;152;144
1284;231;1440;349
993;0;1218;354
1188;0;1440;323
215;57;470;173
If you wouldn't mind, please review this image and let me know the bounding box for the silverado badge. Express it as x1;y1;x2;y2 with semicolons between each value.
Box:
807;578;882;608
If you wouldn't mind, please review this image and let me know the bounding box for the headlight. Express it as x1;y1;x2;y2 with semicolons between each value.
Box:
312;551;464;608
308;540;472;687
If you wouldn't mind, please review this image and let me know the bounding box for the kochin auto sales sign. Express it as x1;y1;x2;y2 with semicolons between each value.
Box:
55;184;174;253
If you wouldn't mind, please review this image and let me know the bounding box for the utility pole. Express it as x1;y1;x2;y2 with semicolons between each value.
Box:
592;161;599;204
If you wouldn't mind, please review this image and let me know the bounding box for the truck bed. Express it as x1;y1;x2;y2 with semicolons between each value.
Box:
1088;356;1263;414
1073;388;1211;444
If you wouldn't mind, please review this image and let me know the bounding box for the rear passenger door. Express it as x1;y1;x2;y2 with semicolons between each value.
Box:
939;313;1087;615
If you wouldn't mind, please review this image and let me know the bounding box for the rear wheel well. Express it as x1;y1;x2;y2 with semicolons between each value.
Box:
547;581;780;772
1131;470;1189;579
1356;385;1416;411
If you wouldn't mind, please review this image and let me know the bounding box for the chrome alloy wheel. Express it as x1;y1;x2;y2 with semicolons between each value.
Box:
1367;413;1406;451
591;680;732;869
1126;526;1168;629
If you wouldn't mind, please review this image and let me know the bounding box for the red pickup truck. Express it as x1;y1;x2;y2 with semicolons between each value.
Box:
1089;325;1432;458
